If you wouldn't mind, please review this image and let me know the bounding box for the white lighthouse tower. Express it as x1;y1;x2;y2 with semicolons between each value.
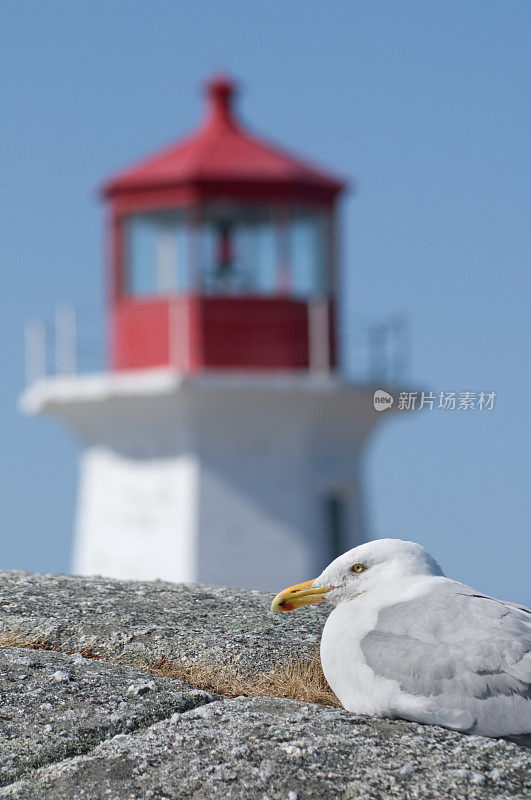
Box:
21;76;404;590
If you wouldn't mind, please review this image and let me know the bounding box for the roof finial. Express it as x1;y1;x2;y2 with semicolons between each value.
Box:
204;73;238;130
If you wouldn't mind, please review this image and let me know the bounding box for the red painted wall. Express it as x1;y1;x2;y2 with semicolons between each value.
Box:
112;299;171;370
112;295;335;372
200;297;309;370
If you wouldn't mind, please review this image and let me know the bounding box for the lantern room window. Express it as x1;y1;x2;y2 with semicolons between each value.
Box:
202;204;276;294
291;209;329;297
125;211;187;295
123;205;331;298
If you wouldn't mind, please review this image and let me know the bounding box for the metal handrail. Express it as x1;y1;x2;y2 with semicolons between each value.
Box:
24;301;408;388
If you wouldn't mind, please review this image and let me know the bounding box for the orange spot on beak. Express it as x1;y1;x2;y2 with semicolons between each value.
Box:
271;579;331;612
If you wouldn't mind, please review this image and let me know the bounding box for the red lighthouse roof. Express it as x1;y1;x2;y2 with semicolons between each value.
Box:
103;75;346;200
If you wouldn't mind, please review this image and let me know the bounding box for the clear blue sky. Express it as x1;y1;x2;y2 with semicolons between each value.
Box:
1;1;530;604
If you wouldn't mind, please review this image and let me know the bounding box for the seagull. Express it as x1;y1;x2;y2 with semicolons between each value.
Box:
271;538;531;742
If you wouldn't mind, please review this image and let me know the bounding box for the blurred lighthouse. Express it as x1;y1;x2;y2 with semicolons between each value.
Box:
21;76;405;590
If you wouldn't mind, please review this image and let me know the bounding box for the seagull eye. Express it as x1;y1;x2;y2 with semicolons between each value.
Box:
350;563;365;574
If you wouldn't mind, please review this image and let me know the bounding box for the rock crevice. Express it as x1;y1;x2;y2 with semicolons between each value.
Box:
0;646;217;787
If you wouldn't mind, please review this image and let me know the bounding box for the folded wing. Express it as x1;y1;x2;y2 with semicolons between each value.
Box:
360;585;531;737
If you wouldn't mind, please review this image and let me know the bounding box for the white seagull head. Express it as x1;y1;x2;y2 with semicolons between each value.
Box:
271;538;444;612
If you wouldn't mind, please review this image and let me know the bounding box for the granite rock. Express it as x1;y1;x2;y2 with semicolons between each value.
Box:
0;646;216;786
0;571;326;672
0;571;529;799
1;696;529;800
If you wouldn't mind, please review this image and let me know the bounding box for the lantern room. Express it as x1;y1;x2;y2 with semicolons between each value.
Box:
103;75;346;372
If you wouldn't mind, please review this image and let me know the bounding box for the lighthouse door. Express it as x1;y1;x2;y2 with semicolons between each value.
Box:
323;492;346;562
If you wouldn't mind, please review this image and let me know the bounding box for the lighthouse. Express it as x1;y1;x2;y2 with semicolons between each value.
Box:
21;76;404;590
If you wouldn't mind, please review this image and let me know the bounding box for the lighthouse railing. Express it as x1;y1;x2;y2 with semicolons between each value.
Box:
23;303;105;388
343;313;409;386
308;295;331;375
23;301;408;388
54;305;77;376
24;319;47;387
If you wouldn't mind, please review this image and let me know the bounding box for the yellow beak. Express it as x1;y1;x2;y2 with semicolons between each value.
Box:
270;579;331;612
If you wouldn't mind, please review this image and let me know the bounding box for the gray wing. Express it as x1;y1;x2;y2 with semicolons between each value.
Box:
360;583;531;736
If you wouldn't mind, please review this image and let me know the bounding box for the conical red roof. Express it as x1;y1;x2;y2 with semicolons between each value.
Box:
103;76;346;199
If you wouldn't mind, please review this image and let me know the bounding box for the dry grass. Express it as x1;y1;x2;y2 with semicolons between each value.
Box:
0;633;62;652
147;651;341;707
0;633;340;708
0;633;101;660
